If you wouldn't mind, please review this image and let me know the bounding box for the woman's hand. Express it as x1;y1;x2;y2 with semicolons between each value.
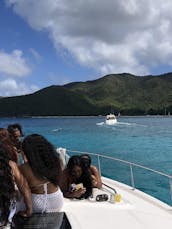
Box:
73;187;86;198
18;209;32;217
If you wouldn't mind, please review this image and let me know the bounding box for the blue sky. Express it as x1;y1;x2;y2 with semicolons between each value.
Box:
1;0;172;96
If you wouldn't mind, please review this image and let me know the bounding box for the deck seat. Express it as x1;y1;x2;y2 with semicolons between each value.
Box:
11;212;71;229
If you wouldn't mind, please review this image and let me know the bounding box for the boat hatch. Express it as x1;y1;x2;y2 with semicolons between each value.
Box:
11;212;72;229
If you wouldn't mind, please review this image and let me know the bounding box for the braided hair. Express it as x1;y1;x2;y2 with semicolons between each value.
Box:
22;134;62;186
0;146;15;226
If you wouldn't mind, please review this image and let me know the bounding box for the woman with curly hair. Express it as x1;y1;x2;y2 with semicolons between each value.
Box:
0;128;18;164
0;146;32;227
18;134;63;213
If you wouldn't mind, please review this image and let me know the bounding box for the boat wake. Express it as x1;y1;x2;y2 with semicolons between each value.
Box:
117;122;146;127
52;128;63;132
96;122;105;126
96;121;146;127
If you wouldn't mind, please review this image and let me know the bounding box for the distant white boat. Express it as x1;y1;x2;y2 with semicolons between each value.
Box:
105;113;117;125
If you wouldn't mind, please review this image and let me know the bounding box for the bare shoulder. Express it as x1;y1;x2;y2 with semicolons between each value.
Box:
61;169;69;179
9;160;18;172
19;163;33;179
90;165;99;174
59;169;70;184
20;162;30;172
9;160;22;181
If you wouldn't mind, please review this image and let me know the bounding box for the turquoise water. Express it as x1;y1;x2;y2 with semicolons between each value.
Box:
1;116;172;205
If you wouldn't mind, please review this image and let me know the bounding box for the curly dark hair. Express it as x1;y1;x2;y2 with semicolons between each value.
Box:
22;134;62;186
0;128;18;163
0;146;15;226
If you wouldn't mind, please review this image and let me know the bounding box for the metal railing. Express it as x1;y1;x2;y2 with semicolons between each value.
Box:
66;149;172;205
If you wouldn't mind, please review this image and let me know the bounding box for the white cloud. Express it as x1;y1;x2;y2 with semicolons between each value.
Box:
0;49;31;77
0;78;39;97
6;0;172;75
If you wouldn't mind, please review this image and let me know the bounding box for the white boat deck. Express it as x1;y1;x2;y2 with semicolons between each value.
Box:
62;177;172;229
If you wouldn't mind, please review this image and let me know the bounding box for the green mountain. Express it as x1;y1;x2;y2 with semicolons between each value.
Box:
0;73;172;116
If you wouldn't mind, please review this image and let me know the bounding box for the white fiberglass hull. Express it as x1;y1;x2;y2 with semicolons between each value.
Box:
62;177;172;229
105;113;117;125
105;119;117;125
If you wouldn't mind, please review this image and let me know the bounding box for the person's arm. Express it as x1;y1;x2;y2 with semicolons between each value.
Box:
9;161;32;217
12;147;19;164
90;165;102;188
63;187;86;199
59;171;86;198
20;149;28;163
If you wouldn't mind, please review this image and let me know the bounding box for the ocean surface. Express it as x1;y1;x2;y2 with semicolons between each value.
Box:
1;116;172;205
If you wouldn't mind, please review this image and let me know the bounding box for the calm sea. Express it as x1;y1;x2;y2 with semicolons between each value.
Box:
1;116;172;205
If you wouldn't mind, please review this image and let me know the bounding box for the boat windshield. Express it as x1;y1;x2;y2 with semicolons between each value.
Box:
107;116;115;120
106;114;116;120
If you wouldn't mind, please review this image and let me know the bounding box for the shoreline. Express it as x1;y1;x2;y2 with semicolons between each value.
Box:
0;115;171;119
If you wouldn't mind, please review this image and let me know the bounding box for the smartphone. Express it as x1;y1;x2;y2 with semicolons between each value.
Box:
75;183;83;190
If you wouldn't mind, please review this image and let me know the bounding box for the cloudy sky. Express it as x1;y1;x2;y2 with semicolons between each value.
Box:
1;0;172;96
